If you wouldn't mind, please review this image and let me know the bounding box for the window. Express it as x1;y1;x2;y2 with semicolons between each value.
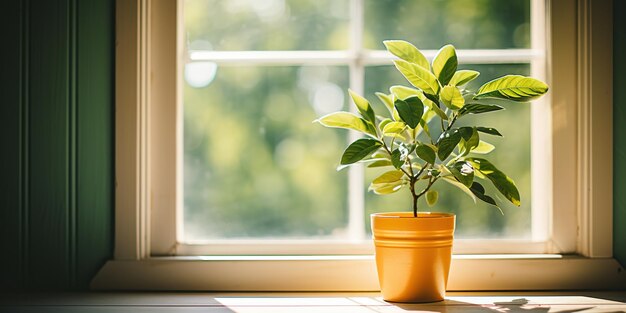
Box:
94;0;620;291
178;0;550;253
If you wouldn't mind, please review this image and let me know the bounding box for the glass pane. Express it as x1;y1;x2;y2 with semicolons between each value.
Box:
184;0;350;51
364;64;532;239
364;0;531;50
183;65;350;240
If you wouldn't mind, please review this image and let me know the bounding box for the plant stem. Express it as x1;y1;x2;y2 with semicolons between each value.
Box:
410;177;418;217
407;155;418;217
447;113;458;131
409;174;438;218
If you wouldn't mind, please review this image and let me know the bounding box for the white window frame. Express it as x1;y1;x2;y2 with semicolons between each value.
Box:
91;0;625;290
174;0;553;256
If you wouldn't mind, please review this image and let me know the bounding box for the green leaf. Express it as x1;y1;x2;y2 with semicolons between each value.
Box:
437;128;462;160
432;44;458;86
369;170;406;195
394;96;424;129
427;168;441;178
459;127;479;156
316;112;374;137
391;143;412;169
393;60;440;95
415;145;436;164
474;75;549;101
469;182;503;214
448;161;474;187
348;89;376;124
458;127;474;141
441;176;476;203
383;40;430;70
449;70;480;87
465;158;521;206
476;127;503;137
424;92;440;106
440;85;465;110
426;190;439;207
459;102;504;116
340;138;383;165
391;149;404;169
390;86;447;120
471;140;495;154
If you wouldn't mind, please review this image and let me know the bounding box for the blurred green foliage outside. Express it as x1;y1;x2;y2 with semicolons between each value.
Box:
183;0;532;241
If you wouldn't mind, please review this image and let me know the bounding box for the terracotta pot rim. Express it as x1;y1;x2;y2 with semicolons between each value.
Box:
371;212;455;219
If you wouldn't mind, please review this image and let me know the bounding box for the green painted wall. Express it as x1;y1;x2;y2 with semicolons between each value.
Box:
0;0;114;290
614;0;626;268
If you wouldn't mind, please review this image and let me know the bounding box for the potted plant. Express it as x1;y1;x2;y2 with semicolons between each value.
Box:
316;40;548;302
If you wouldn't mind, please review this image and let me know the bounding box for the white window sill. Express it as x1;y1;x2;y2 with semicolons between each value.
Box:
91;255;626;291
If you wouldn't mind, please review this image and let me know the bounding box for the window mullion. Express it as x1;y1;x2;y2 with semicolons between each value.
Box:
347;0;366;241
530;0;550;243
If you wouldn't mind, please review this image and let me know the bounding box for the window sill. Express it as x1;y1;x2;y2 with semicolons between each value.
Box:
4;291;626;312
91;255;626;291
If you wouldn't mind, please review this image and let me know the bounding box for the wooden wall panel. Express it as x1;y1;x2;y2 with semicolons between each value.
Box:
76;0;114;289
0;0;113;291
0;0;26;290
27;0;72;289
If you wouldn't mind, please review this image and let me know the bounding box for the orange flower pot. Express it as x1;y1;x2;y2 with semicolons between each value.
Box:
371;212;456;303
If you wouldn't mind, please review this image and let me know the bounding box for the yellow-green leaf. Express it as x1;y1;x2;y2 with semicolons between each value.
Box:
441;176;476;203
348;89;375;123
440;85;465;110
471;140;495;154
382;121;407;136
432;44;458;85
375;92;401;120
383;40;430;70
316;112;375;137
393;60;440;95
390;85;419;100
367;159;393;168
426;190;439;207
449;70;480;87
474;75;549;101
369;170;406;195
337;157;389;171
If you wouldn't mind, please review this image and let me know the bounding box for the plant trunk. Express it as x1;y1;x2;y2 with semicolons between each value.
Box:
411;179;418;217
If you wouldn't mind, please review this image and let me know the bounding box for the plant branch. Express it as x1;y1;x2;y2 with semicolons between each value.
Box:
417;176;438;198
447;113;458;131
381;140;412;178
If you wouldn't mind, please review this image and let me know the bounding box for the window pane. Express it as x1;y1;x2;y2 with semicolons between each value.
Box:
364;64;532;239
184;0;350;51
364;0;531;50
183;65;350;240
